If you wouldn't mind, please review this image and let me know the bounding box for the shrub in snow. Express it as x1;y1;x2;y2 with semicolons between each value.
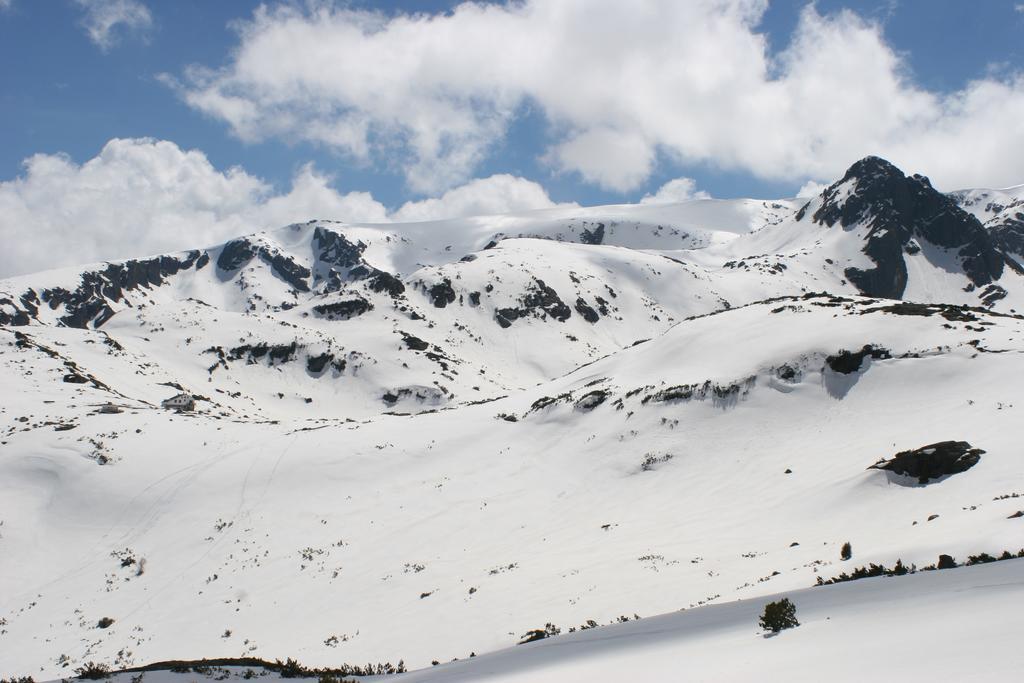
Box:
840;542;852;561
759;598;799;633
74;662;110;680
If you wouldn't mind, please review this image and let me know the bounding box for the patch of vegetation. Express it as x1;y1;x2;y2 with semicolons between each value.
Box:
816;559;911;585
759;598;799;633
75;662;111;680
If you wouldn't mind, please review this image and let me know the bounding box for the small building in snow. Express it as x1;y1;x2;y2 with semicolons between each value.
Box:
161;393;195;411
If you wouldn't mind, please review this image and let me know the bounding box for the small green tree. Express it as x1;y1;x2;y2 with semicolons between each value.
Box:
840;542;852;561
74;662;110;680
759;598;799;633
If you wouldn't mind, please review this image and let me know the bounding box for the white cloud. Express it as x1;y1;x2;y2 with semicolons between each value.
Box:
392;174;564;222
639;177;711;204
1016;4;1024;13
795;180;827;198
0;0;12;11
169;1;1024;193
73;0;152;51
0;138;565;277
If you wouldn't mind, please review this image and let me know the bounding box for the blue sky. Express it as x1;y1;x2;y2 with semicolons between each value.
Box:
1;1;1023;275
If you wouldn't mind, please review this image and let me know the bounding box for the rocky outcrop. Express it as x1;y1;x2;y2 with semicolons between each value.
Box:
313;227;366;269
869;440;984;484
495;279;571;328
217;238;311;292
825;345;891;374
800;156;1008;301
427;279;457;308
2;250;211;328
311;297;373;321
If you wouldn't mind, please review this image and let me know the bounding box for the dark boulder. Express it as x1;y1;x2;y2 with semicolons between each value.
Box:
869;441;984;484
400;332;429;351
825;345;891;374
427;279;457;308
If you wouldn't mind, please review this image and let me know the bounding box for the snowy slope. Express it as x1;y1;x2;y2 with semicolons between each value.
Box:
2;157;1024;679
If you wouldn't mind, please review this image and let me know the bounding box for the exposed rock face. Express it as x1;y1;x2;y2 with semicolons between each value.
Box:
348;265;406;297
306;352;345;374
0;251;209;328
574;389;609;411
495;278;571;328
217;239;257;271
313;227;366;269
800;156;1007;301
400;332;429;351
311;297;373;321
427;279;457;308
574;297;600;323
579;222;605;245
989;216;1024;261
869;440;984;484
217;238;311;292
952;189;1024;262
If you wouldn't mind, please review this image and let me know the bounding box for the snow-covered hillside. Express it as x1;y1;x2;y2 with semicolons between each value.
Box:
2;157;1023;680
72;559;1024;682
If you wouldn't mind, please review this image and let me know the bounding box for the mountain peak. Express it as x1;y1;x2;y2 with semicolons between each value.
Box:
796;156;1007;301
839;155;906;186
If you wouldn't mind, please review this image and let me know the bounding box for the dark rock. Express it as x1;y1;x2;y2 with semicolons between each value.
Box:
311;297;372;320
574;297;600;323
221;342;300;365
574;390;609;411
869;440;984;484
218;238;310;290
468;291;481;307
31;251;207;328
348;266;406;297
400;332;429;351
495;278;571;328
580;222;605;245
313;227;366;269
259;251;311;292
825;345;891;374
217;239;256;271
776;365;798;381
427;279;457;308
306;353;335;374
806;156;1007;300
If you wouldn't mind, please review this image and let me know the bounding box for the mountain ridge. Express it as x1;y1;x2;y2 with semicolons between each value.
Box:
2;156;1024;678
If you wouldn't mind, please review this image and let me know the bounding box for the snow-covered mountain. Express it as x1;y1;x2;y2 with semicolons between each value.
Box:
2;157;1023;680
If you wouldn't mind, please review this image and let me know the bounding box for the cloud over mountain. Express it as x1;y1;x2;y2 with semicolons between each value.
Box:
0;138;565;277
167;1;1024;193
